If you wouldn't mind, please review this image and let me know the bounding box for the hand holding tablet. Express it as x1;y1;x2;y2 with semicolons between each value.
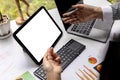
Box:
13;6;62;65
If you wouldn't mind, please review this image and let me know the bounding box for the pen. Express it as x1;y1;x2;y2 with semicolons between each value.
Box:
83;65;98;78
66;8;78;16
83;69;95;80
75;72;84;80
79;69;91;80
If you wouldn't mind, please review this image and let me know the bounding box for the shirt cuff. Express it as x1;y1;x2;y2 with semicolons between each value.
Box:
101;6;113;21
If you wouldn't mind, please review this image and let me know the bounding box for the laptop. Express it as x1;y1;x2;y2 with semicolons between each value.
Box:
55;0;114;43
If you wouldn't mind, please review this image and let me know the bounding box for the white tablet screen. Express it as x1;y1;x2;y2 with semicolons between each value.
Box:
16;8;61;62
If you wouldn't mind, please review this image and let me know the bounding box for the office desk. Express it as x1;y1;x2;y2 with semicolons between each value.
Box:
0;0;120;80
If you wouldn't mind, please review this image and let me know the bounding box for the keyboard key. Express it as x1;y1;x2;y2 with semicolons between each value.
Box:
71;20;95;35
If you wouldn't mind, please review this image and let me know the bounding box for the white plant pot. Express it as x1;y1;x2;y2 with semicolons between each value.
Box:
0;15;12;40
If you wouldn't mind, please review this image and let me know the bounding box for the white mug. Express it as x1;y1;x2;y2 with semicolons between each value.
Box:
0;15;11;39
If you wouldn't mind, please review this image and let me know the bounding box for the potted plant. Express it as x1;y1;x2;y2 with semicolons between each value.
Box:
0;11;11;39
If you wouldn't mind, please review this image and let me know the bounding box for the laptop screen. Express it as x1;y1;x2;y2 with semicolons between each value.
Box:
55;0;83;30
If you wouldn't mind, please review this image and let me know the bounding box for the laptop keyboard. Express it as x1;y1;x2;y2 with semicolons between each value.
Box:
33;39;86;80
71;20;95;35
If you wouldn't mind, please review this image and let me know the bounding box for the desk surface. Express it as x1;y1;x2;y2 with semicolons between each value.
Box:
0;0;120;80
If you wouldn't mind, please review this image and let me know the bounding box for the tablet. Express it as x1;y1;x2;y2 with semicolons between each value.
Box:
13;6;62;65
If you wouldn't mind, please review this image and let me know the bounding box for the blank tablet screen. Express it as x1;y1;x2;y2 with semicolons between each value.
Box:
15;7;62;63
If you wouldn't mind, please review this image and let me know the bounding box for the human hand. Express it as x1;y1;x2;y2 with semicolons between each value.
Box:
62;4;103;24
43;48;62;74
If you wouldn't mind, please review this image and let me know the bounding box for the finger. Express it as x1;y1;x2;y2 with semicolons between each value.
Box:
44;48;50;56
64;18;77;24
47;53;58;60
43;47;54;61
63;14;77;20
71;21;81;24
63;10;77;17
43;48;51;66
47;55;53;60
47;47;54;56
63;12;72;17
55;56;61;64
48;47;54;53
72;4;84;9
43;48;50;61
52;52;58;59
47;48;58;59
62;17;71;22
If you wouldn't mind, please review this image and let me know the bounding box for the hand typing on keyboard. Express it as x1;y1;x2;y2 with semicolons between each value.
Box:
43;48;62;80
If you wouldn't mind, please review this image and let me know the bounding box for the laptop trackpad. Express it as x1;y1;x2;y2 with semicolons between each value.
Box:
94;19;113;31
89;28;109;42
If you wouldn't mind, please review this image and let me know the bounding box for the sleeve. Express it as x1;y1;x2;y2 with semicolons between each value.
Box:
111;2;120;20
101;6;113;21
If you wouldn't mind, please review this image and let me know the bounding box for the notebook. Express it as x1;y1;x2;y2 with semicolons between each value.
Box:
55;0;114;43
15;71;35;80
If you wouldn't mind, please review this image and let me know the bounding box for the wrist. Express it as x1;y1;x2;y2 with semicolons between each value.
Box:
46;72;61;80
94;7;103;19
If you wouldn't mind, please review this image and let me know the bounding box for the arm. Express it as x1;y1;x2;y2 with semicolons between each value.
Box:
62;2;120;24
43;48;62;80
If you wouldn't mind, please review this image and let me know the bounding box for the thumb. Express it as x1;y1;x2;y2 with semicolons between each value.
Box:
43;48;53;64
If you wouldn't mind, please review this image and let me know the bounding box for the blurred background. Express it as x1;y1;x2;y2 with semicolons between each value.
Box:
0;0;56;20
108;0;120;4
1;0;119;20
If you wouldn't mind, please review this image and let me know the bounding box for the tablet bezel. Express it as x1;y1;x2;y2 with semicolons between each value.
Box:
13;6;62;65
